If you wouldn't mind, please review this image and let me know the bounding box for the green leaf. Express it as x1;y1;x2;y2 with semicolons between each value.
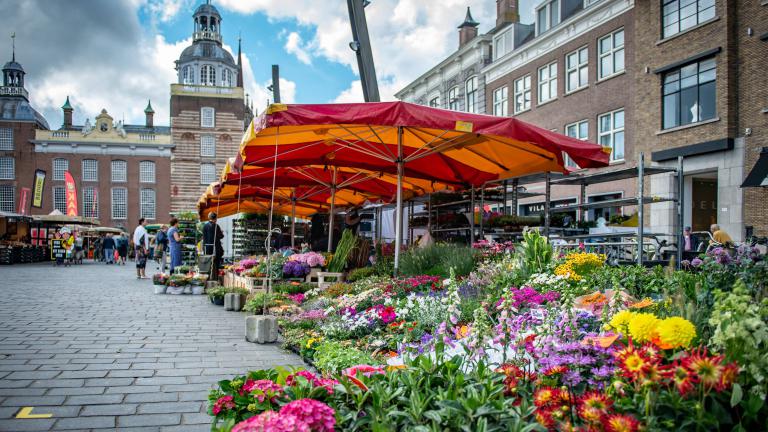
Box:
730;383;743;407
423;410;442;423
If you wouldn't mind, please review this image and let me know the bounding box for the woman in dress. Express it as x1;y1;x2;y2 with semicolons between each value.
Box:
167;218;183;273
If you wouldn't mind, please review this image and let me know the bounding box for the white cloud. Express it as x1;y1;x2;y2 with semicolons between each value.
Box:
283;32;312;65
146;0;190;23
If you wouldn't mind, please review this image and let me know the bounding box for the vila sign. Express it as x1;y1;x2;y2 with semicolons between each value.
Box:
64;171;78;217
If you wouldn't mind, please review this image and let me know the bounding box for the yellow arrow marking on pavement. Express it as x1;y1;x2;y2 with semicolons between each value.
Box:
15;407;53;419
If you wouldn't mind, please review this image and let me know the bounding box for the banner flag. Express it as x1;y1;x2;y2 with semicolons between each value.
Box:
32;170;46;208
18;187;30;215
64;171;78;217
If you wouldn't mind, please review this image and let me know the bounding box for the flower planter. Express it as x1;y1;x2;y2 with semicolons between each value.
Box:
211;296;225;306
153;285;166;295
182;286;192;295
191;285;205;295
166;286;184;295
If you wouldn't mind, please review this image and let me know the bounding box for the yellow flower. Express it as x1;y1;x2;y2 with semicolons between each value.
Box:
628;313;660;343
609;310;636;336
654;317;696;349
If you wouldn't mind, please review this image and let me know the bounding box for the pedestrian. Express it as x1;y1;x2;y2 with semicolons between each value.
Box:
117;233;129;265
155;225;169;272
102;233;115;264
168;218;183;274
133;218;150;279
93;235;103;262
710;224;733;247
681;226;699;260
202;212;224;280
73;231;84;264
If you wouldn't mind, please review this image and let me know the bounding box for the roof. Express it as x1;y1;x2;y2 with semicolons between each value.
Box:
194;2;221;17
61;96;73;110
0;97;49;129
458;7;479;28
144;100;154;114
59;124;171;134
2;61;23;72
178;40;236;67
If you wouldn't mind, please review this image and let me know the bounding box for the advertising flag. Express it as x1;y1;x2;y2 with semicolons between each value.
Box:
18;187;30;215
64;171;78;217
32;170;46;208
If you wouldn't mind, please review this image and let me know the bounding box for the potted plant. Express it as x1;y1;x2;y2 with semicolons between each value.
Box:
152;274;168;294
207;286;227;305
167;275;188;295
191;275;208;295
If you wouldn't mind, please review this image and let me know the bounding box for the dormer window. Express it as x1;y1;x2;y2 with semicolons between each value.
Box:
222;69;232;87
182;65;194;84
536;0;560;35
494;28;514;60
201;65;216;86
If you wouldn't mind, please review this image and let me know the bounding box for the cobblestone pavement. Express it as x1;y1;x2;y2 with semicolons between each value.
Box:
0;261;303;431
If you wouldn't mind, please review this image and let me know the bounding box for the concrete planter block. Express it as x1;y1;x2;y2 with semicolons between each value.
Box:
245;315;278;343
206;281;219;290
224;293;247;311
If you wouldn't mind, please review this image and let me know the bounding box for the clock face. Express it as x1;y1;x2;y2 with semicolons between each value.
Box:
100;123;108;132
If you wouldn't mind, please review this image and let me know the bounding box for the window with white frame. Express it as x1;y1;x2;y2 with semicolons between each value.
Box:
222;69;233;87
182;65;194;84
448;87;459;111
662;0;716;39
566;47;589;92
428;95;440;108
200;64;216;86
538;62;558;103
82;159;98;182
139;161;155;183
111;160;127;183
0;157;14;180
140;188;156;220
494;28;514;60
200;135;216;157
599;109;625;161
200;163;216;185
493;86;509;116
111;187;127;220
53;158;68;181
662;57;716;129
514;75;531;114
82;187;98;218
565;120;589;168
0;185;13;212
0;127;12;151
201;107;215;128
465;76;478;113
598;28;625;79
536;0;560;35
53;186;67;213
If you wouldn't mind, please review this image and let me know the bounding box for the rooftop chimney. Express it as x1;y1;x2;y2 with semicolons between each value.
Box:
458;7;480;49
496;0;520;28
62;96;73;129
144;100;155;128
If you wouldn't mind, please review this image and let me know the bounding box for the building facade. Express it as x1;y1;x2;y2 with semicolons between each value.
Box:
169;2;251;213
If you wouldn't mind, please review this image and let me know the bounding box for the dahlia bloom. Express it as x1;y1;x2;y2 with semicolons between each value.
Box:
627;313;659;343
654;317;696;349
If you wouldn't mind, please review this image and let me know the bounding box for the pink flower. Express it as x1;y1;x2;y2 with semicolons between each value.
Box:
344;364;386;378
279;399;336;432
287;293;305;305
240;379;283;402
212;395;235;415
286;370;338;394
378;305;397;324
232;411;310;432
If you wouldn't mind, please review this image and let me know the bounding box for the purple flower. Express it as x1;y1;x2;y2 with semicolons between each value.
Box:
691;257;703;267
680;259;691;267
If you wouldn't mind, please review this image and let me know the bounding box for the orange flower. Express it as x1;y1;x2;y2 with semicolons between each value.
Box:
682;347;723;390
718;362;739;391
533;386;559;408
628;298;654;309
543;365;568;376
534;408;556;429
605;414;640;432
582;292;607;305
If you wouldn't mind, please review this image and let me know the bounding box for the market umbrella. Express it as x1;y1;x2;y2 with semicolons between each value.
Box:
235;101;611;270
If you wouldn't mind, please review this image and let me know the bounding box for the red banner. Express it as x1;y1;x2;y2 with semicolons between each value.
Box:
92;188;98;218
64;171;78;217
18;187;30;215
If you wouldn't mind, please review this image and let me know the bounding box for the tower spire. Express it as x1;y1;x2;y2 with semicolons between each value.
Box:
236;33;244;88
11;32;15;62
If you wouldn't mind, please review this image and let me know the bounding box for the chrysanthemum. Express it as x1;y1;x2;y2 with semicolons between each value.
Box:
718;362;740;392
682;348;723;390
578;390;613;411
534;407;556;429
627;313;660;343
543;365;568;376
533;386;559;408
605;413;640;432
609;310;636;336
660;361;699;396
654;317;697;349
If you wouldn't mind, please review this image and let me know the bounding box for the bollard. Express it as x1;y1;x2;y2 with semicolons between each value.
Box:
245;315;278;343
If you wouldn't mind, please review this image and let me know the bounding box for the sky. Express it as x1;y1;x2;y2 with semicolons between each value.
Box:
1;0;536;129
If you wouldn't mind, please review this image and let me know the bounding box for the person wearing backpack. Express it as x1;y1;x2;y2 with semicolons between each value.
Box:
155;225;169;272
133;218;150;279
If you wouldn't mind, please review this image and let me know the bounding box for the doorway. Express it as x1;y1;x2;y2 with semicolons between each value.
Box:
691;177;717;231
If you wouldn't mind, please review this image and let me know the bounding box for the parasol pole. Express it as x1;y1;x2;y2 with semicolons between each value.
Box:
291;188;296;249
394;126;404;275
327;167;337;252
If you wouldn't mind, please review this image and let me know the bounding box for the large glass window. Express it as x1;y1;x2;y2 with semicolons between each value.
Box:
598;28;625;79
599;109;625;162
200;163;217;185
140;188;156;220
139;161;155;183
428;95;440;108
0;127;12;151
200;135;216;157
538;62;558;103
82;159;98;182
53;186;67;213
662;0;716;39
201;64;216;86
536;0;560;35
0;185;13;212
222;69;233;87
565;120;589;168
448;87;459;111
0;157;14;180
201;107;215;128
493;86;509;117
111;160;127;183
494;28;514;60
82;187;98;218
465;76;478;113
662;57;716;129
111;187;127;220
182;65;194;84
566;47;589;92
53;158;68;181
514;75;531;114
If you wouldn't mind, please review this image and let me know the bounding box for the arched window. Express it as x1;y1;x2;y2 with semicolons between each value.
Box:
201;65;216;86
182;65;193;84
222;69;232;87
465;76;478;113
448;87;459;111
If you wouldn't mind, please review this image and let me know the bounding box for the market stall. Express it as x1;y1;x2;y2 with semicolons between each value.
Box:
0;211;45;265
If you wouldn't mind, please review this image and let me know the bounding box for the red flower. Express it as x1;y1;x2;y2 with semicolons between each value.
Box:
534;407;556;429
604;413;640;432
378;306;397;324
534;386;560;408
344;365;386;378
718;362;740;392
681;347;724;390
660;361;699;396
576;391;613;424
212;395;235;415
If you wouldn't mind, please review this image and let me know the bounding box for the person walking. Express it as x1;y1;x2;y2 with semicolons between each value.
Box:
202;212;224;281
710;224;733;247
682;226;699;260
116;233;129;265
102;234;115;265
155;225;169;272
167;218;183;274
93;235;103;262
133;218;150;279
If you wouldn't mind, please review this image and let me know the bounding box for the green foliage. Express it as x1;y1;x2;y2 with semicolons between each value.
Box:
272;282;313;295
226;287;250;296
328;229;357;273
312;341;374;373
399;243;478;277
243;292;284;314
346;266;378;282
207;286;228;299
323;282;354;298
517;229;553;277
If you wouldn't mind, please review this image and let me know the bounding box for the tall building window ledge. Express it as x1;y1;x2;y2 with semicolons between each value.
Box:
596;70;625;85
536;97;559;108
564;85;589;97
655;17;720;46
655;117;720;135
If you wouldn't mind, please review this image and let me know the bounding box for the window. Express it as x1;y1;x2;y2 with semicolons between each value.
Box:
111;160;127;183
662;57;716;129
53;186;67;213
662;0;716;39
538;62;558;103
139;161;155;183
565;120;589;168
0;185;13;212
448;87;460;111
53;158;68;181
536;0;560;35
201;64;216;86
182;65;194;84
222;69;233;87
200;163;217;185
0;127;12;151
0;157;14;180
140;188;156;220
111;187;127;220
566;47;589;92
82;187;98;218
201;107;215;128
598;28;625;79
465;76;478;113
494;28;514;60
82;159;98;182
599;109;625;161
428;96;440;108
493;86;509;117
513;75;531;114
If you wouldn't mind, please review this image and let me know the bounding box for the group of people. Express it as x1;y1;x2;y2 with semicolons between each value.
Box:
681;223;733;260
94;232;130;265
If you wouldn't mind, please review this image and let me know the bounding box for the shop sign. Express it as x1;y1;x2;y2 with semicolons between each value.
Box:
64;171;78;217
32;170;45;208
50;238;66;260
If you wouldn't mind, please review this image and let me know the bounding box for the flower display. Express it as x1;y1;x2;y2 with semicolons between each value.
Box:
240;379;283;402
654;317;697;349
627;313;660;343
212;395;235;415
279;399;336;432
289;252;326;268
232;411;310;432
283;260;311;278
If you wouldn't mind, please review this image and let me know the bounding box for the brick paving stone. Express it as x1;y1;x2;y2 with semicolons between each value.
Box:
118;413;182;427
137;401;203;414
181;412;211;424
30;378;85;388
81;403;138;416
46;386;106;396
1;395;66;406
105;385;161;394
124;392;179;403
0;419;56;431
161;424;210;432
64;393;124;405
106;369;155;378
54;415;116;429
